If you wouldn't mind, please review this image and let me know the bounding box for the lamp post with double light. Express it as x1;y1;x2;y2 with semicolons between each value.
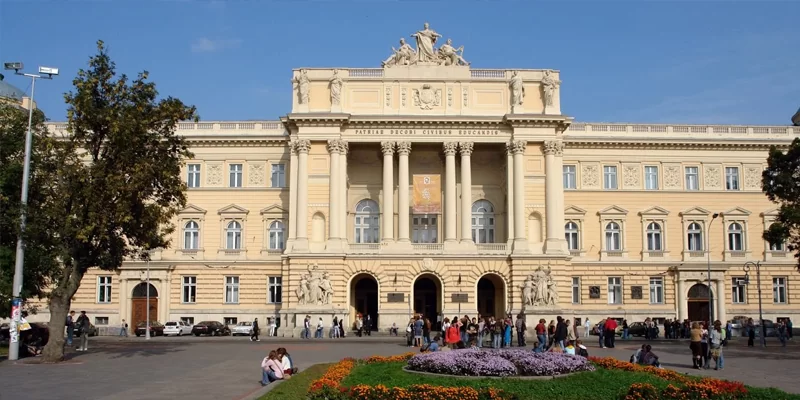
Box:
706;213;720;334
743;261;766;347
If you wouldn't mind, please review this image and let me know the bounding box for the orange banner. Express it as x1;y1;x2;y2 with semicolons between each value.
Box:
412;175;442;214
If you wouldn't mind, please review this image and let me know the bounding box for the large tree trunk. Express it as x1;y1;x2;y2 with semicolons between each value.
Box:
41;264;84;362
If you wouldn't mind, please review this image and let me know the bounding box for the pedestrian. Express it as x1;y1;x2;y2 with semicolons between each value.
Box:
554;316;568;351
747;318;756;347
788;318;794;340
583;317;591;338
332;316;340;338
604;317;618;348
689;322;703;369
251;318;260;342
316;317;324;339
535;319;547;353
365;314;372;336
338;316;346;338
356;315;364;337
303;315;311;339
66;311;75;345
778;320;787;347
119;319;128;337
622;319;630;340
710;321;724;370
76;311;90;351
515;314;526;347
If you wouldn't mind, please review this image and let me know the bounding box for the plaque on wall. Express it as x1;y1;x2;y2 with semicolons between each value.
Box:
631;286;643;300
387;293;405;303
589;286;601;299
451;293;469;303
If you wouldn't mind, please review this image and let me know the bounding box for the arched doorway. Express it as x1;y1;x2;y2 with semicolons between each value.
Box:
413;274;442;330
687;283;712;322
350;274;379;330
477;274;506;319
131;282;158;330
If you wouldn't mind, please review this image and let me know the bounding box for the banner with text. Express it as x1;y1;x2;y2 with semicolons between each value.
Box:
412;175;442;214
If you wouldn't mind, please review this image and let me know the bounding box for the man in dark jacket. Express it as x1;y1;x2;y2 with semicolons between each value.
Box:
554;316;568;350
251;318;260;342
76;311;90;351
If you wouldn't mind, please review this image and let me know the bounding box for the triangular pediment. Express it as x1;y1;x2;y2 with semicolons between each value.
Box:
217;204;249;215
564;205;587;215
761;207;780;217
680;206;710;216
724;207;751;217
640;206;670;216
179;204;207;215
598;205;628;215
260;204;288;215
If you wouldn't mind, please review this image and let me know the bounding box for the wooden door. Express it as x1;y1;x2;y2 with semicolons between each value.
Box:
131;298;158;329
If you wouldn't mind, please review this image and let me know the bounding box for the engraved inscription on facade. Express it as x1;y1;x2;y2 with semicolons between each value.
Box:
207;163;223;186
582;164;600;188
350;128;502;136
704;166;721;189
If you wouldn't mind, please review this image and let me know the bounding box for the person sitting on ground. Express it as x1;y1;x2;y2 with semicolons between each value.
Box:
564;340;576;355
427;335;440;352
575;339;589;357
456;340;467;349
631;344;647;364
468;338;479;349
277;347;299;375
641;344;661;368
390;322;398;336
532;341;543;353
261;350;288;386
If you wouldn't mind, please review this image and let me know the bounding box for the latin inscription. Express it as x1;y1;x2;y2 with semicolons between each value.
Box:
352;128;502;136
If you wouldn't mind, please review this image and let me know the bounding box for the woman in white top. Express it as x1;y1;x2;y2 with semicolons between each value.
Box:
316;318;324;339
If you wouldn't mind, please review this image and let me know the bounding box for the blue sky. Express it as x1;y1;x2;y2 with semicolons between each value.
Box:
1;1;798;124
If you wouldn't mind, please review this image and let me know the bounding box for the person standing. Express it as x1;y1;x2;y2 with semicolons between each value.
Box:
303;316;311;339
515;314;526;347
316;317;324;339
251;318;260;342
76;311;90;351
332;316;340;338
119;319;129;337
65;311;75;345
787;318;794;340
747;318;755;347
338;316;346;338
365;314;372;336
604;317;618;348
583;317;591;338
554;316;568;351
356;315;364;337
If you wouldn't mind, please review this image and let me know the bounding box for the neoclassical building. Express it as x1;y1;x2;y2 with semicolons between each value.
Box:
42;25;799;335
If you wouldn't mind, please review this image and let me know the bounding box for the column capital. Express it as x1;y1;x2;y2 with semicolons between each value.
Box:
508;140;526;155
543;140;564;156
341;141;349;156
443;142;458;156
326;139;345;154
294;139;311;154
458;141;474;156
396;141;412;156
380;141;395;156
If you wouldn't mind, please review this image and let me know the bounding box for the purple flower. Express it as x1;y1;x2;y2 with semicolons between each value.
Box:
407;349;595;377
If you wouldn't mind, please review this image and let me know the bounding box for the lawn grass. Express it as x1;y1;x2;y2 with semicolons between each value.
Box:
260;363;332;400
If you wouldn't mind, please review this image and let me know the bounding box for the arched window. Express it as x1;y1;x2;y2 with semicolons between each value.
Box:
605;222;621;251
471;200;495;243
768;223;785;251
687;222;703;251
646;222;662;251
728;222;744;251
226;221;242;250
184;221;199;250
354;199;380;244
565;221;579;251
269;221;285;250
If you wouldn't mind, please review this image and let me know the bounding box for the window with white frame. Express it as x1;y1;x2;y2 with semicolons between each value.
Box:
225;276;240;304
95;317;109;325
727;222;744;251
565;221;580;251
685;167;699;190
649;277;664;304
608;277;622;304
229;164;243;188
271;163;286;188
571;277;580;304
187;164;201;188
268;221;285;250
645;166;659;190
732;277;746;304
182;276;196;303
646;222;662;251
603;166;618;190
97;276;112;303
605;222;621;251
268;276;282;304
725;167;740;191
354;199;380;244
181;317;195;325
687;222;704;251
773;277;787;304
563;165;576;189
224;317;238;325
184;220;199;250
226;221;242;250
471;200;496;243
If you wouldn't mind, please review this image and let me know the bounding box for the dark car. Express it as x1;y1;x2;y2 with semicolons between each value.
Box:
73;322;98;337
135;321;165;337
191;321;231;336
627;322;660;337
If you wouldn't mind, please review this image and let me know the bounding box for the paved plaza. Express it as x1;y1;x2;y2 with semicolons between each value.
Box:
0;335;797;399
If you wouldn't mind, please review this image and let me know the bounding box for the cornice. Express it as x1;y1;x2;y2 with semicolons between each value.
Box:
503;114;573;130
186;137;289;147
346;116;508;130
282;113;351;128
565;137;790;150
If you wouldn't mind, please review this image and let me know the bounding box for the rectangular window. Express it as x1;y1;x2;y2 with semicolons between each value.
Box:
732;277;747;304
649;277;664;304
773;277;787;304
563;165;576;189
603;166;618;189
725;167;740;191
224;317;238;325
94;317;109;326
229;164;243;188
571;277;580;304
97;276;112;303
268;276;283;304
271;163;286;188
685;166;699;190
182;276;197;303
187;164;201;188
181;317;195;326
644;166;659;190
412;215;438;244
608;277;622;305
225;276;240;304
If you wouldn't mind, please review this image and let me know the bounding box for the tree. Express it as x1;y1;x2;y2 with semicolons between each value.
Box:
41;41;197;361
763;138;800;271
0;104;63;316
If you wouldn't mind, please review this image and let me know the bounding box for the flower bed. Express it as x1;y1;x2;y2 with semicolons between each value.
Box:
406;349;595;377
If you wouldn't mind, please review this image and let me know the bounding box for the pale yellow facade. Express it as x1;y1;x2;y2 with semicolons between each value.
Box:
35;48;800;336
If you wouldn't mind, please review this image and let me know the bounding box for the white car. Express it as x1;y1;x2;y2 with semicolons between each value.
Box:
163;321;192;336
231;322;253;336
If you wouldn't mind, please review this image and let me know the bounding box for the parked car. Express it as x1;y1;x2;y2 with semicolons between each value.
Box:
73;322;98;337
191;321;231;336
627;322;660;337
231;321;253;336
163;321;192;336
135;321;165;337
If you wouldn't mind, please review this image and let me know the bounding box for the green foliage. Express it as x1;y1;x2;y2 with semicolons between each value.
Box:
260;363;333;400
763;138;800;270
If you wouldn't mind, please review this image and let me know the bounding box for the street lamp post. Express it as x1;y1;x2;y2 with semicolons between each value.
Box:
3;62;58;362
743;261;766;347
146;255;151;340
707;213;720;333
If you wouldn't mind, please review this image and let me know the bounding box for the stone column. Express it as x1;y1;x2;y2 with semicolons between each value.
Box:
716;279;726;324
294;139;311;250
340;142;349;245
396;142;412;245
506;143;514;246
676;279;687;321
443;142;458;245
459;142;475;245
511;140;530;253
544;140;566;254
326;139;343;251
381;141;395;242
287;141;299;250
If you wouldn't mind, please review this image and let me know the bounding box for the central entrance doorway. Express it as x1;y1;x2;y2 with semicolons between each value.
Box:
477;274;506;319
413;274;442;330
350;274;379;330
687;283;712;322
131;282;158;330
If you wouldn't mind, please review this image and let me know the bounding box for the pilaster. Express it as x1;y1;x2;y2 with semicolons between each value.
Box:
543;140;567;255
287;141;299;251
326;139;344;252
293;139;311;251
381;141;395;243
511;140;530;253
506;143;514;247
340;142;349;250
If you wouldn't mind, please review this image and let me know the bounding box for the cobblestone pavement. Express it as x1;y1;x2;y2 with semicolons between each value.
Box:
0;335;796;400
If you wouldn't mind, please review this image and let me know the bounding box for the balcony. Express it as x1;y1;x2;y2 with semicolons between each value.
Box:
411;243;443;254
349;243;381;254
476;243;508;255
682;250;708;262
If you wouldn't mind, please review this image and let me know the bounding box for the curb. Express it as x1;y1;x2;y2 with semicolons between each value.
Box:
237;380;284;400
